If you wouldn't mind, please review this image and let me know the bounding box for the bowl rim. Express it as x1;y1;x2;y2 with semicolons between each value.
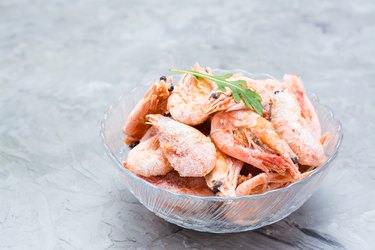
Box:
100;69;343;202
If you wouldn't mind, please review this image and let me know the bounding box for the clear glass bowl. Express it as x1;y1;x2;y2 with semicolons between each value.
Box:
100;70;343;233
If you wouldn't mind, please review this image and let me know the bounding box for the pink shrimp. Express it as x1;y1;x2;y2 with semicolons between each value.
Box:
205;149;243;197
146;114;216;177
283;74;321;138
123;78;171;144
124;135;173;177
167;63;216;125
271;91;326;167
236;172;296;196
210;110;300;178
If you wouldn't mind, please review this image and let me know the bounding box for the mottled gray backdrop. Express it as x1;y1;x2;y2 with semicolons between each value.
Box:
0;0;374;249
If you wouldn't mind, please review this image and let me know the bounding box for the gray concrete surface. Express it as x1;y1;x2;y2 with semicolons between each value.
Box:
1;0;374;249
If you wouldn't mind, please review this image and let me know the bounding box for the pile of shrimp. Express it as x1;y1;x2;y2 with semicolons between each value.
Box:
122;63;329;197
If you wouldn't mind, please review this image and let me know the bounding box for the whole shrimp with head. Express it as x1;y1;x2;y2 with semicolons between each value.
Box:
122;77;172;145
271;91;326;167
283;74;321;138
167;63;216;125
210;110;300;179
146;114;216;177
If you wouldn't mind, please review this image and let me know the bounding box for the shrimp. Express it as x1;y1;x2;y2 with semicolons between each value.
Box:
205;74;273;114
142;171;213;196
205;149;243;197
124;135;173;177
210;110;300;178
146;114;216;177
284;74;321;138
271;91;326;167
167;63;216;125
236;173;268;196
123;78;171;144
236;172;295;196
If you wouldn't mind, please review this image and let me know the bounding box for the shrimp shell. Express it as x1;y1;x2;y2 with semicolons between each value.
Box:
271;91;326;167
146;114;216;177
124;135;173;177
168;63;216;125
142;171;213;196
283;74;321;138
210;110;300;178
123;79;170;144
205;149;243;197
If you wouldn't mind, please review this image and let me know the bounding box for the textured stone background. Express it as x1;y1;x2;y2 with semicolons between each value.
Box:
1;0;374;249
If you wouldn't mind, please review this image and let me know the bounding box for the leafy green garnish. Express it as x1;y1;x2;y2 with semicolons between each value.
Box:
169;69;263;115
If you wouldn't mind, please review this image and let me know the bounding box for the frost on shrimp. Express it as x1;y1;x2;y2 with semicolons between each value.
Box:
284;74;321;138
271;91;326;167
210;110;300;178
123;78;171;144
167;63;216;125
140;126;157;142
142;171;213;196
205;149;243;197
146;114;216;177
124;135;173;177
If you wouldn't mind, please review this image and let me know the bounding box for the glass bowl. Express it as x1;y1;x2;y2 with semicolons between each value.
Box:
100;70;343;233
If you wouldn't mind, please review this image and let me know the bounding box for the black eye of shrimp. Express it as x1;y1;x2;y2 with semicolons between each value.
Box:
212;181;223;194
129;141;140;148
210;92;219;99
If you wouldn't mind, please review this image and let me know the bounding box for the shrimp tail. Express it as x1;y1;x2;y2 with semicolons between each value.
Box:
320;132;331;149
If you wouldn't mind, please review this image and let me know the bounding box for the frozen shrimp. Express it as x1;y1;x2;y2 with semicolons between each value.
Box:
167;63;216;125
210;110;300;178
284;74;321;138
146;114;216;177
124;135;173;177
236;172;296;196
271;91;326;167
123;78;171;144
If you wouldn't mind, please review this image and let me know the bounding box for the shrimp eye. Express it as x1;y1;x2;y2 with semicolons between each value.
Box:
213;180;223;194
129;141;140;149
159;76;167;81
164;112;172;117
168;85;174;92
210;92;219;99
291;157;298;164
274;90;281;94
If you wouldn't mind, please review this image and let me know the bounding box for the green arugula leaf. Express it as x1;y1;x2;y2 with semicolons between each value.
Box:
169;69;263;115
